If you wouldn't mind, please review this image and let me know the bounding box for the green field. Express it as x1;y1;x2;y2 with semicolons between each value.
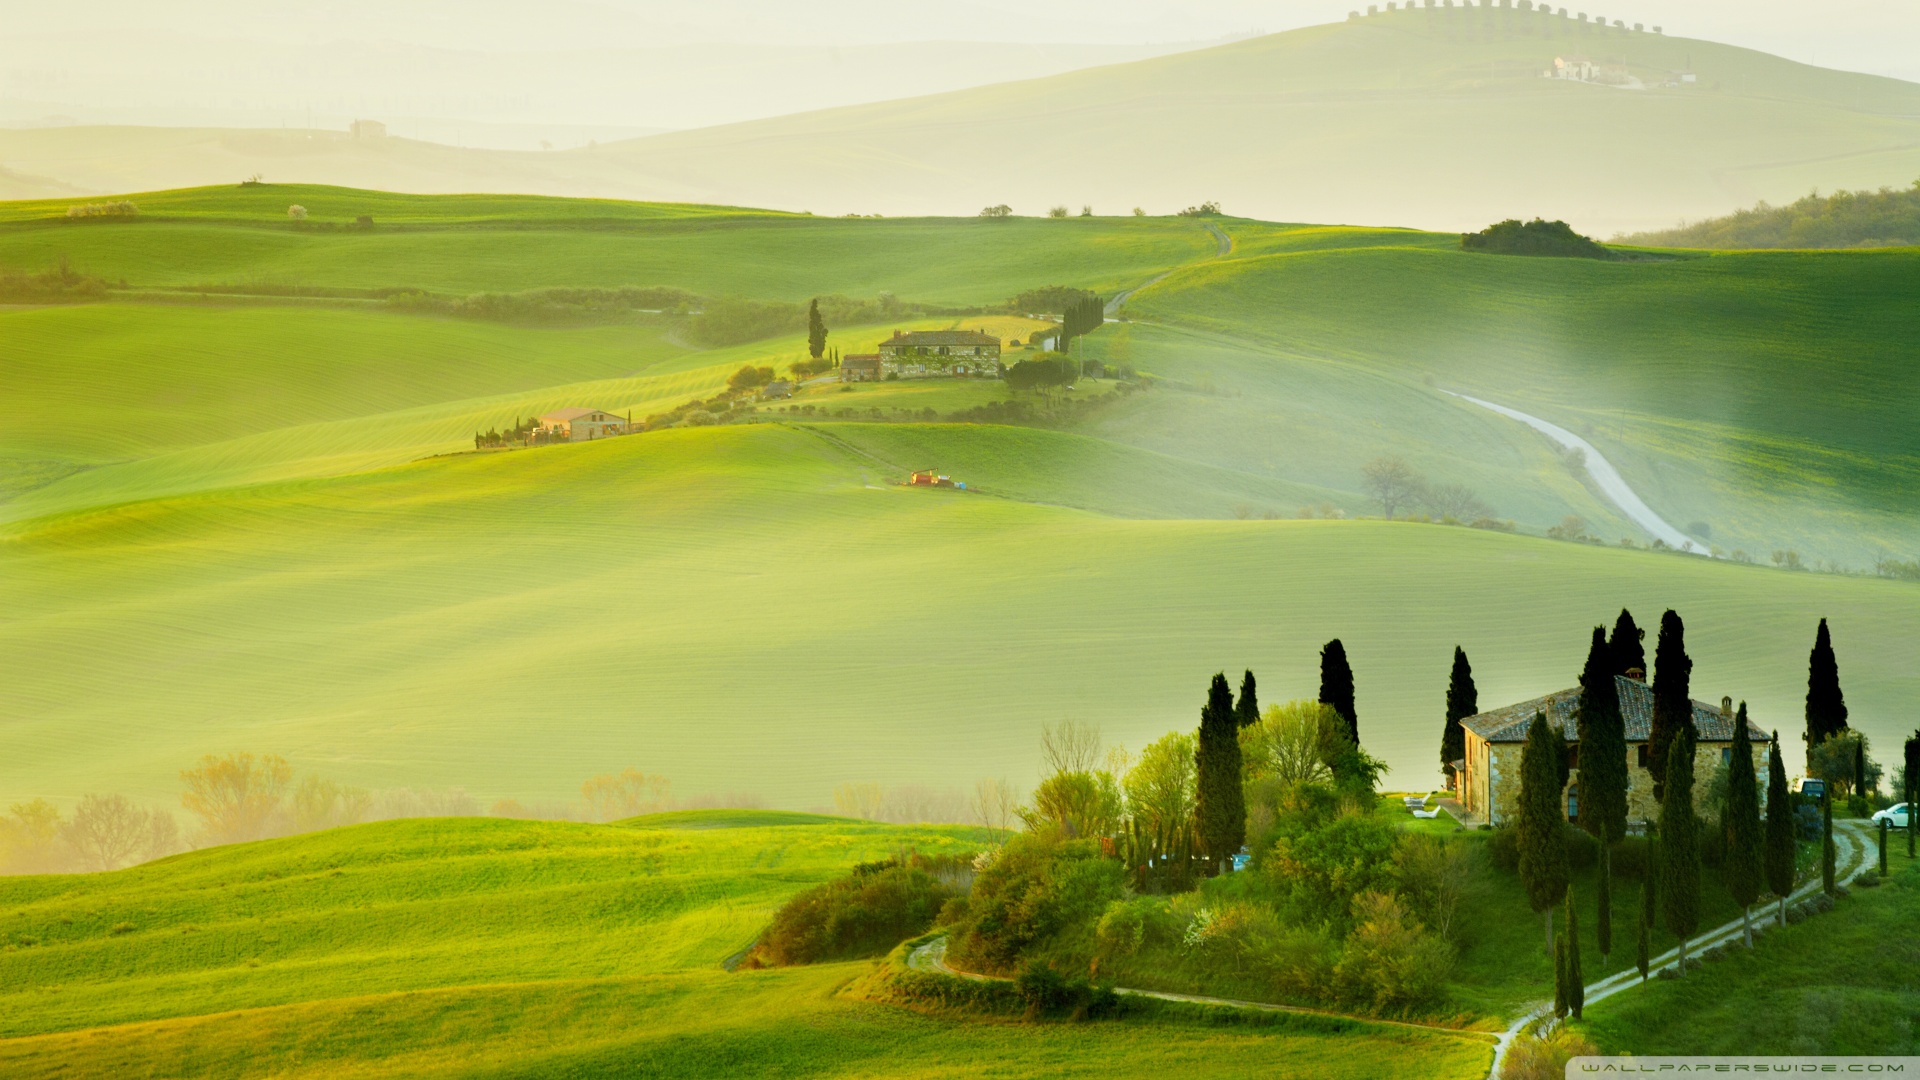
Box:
0;813;1492;1079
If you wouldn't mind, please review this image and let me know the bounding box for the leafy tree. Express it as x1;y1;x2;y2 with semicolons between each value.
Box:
180;752;294;844
1563;887;1584;1017
1723;704;1763;946
1660;724;1701;974
1808;730;1880;799
1647;610;1692;801
1441;647;1475;785
1319;639;1359;747
1578;626;1628;843
978;204;1012;218
1194;673;1246;874
1608;608;1645;677
1460;218;1613;259
1764;733;1795;927
1022;770;1124;839
1805;617;1849;753
1236;670;1260;729
1124;731;1196;848
1360;456;1425;519
1240;700;1340;788
806;298;828;359
1518;713;1571;956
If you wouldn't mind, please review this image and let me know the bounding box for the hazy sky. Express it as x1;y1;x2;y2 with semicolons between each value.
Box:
3;0;1917;143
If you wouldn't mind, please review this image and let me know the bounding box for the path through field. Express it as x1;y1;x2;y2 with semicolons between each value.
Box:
1445;391;1701;553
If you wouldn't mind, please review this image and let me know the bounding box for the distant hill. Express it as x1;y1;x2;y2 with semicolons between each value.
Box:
1624;181;1920;248
5;13;1920;233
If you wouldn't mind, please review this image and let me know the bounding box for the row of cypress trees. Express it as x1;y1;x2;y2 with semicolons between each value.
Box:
1193;640;1363;875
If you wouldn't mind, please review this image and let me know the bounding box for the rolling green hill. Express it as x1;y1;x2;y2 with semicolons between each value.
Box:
0;813;1490;1078
7;15;1919;233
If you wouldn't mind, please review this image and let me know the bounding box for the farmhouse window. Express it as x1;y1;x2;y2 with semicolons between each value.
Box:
1636;744;1650;769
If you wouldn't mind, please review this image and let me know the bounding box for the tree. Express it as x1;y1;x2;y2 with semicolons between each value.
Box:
1422;482;1491;521
1808;730;1880;799
1125;731;1196;845
806;298;828;359
1518;713;1571;956
1240;700;1339;787
978;204;1012;219
1194;673;1246;874
1441;647;1475;786
969;777;1021;833
1723;704;1763;947
1636;852;1655;981
1596;840;1613;961
1563;886;1584;1018
1804;619;1849;760
1764;733;1795;927
1022;770;1123;838
1040;719;1103;775
1855;737;1869;800
1906;730;1920;859
1360;456;1425;519
1236;670;1260;729
1553;931;1569;1018
1660;723;1701;975
581;767;672;821
1319;639;1359;747
1647;610;1692;801
1577;626;1628;844
1608;609;1645;677
180;752;293;845
1821;785;1836;896
59;794;168;872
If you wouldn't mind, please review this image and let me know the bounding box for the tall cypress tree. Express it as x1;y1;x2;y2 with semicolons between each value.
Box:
1563;887;1584;1018
1235;670;1259;729
1518;713;1571;956
1723;703;1763;947
1636;853;1655;981
1319;639;1358;746
1764;733;1795;928
1805;618;1849;755
1194;673;1245;876
806;298;828;360
1821;786;1836;896
1905;730;1920;859
1853;738;1869;800
1552;933;1569;1018
1578;626;1628;843
1647;610;1693;802
1660;722;1701;975
1609;608;1646;677
1441;647;1476;784
1596;841;1613;961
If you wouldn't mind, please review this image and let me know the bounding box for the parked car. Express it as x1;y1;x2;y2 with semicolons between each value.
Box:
1872;804;1913;829
1792;777;1827;801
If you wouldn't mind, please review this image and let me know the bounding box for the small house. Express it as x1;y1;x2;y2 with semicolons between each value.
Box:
761;381;793;400
1457;675;1771;827
877;329;1002;379
841;355;883;383
535;407;629;442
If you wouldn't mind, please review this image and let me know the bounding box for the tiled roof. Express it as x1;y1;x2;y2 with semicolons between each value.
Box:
1460;675;1770;744
883;330;999;347
540;407;617;422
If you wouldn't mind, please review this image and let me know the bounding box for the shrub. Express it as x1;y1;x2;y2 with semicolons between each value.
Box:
1094;898;1147;959
1014;960;1120;1019
750;853;967;966
1265;804;1400;929
1607;835;1653;879
1499;1026;1600;1079
1461;218;1612;259
1487;825;1520;871
1332;891;1454;1011
955;833;1126;970
64;200;139;219
1564;825;1599;870
287;205;307;220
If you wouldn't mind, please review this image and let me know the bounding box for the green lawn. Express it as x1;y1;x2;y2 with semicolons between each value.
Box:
0;814;1490;1079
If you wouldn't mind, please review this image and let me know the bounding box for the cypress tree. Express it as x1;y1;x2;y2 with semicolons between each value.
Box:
1552;933;1568;1018
1660;722;1700;975
1854;737;1868;800
1319;639;1359;746
1821;787;1836;896
1647;610;1692;802
1609;608;1645;677
1236;670;1259;729
1764;733;1795;928
1518;713;1571;956
1578;626;1628;843
1880;818;1889;877
1805;618;1849;753
1596;842;1612;961
1564;886;1584;1018
1441;646;1476;785
1194;673;1245;876
1723;703;1762;947
1906;730;1919;859
806;298;828;360
1636;854;1654;981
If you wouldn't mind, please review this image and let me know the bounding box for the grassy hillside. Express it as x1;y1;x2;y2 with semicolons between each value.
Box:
4;17;1919;233
1624;181;1920;249
0;814;1490;1078
4;422;1915;811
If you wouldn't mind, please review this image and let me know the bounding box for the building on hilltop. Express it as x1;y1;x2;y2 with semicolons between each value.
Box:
1456;675;1771;827
350;119;388;139
535;407;629;442
840;354;883;383
876;329;1002;379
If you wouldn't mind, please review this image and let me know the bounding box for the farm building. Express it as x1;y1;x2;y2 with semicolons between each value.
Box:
535;407;629;442
761;381;793;400
1456;675;1771;827
840;355;883;382
877;329;1002;379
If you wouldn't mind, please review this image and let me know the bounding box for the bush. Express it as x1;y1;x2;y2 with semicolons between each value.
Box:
750;853;968;966
1265;803;1399;929
1332;890;1454;1011
1014;960;1120;1019
1564;825;1599;870
955;833;1126;971
1499;1026;1600;1079
64;200;139;219
1487;825;1520;871
1607;835;1653;879
1461;218;1612;259
1094;898;1147;959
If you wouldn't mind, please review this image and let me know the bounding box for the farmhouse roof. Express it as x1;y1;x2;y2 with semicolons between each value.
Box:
883;329;999;347
539;407;616;422
1459;675;1770;744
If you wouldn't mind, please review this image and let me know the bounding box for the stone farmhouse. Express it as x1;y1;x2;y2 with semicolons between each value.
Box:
535;408;629;442
840;354;883;382
875;329;1002;379
1456;675;1772;827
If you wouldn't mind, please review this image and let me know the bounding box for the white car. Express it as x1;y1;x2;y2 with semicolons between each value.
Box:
1871;804;1912;829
